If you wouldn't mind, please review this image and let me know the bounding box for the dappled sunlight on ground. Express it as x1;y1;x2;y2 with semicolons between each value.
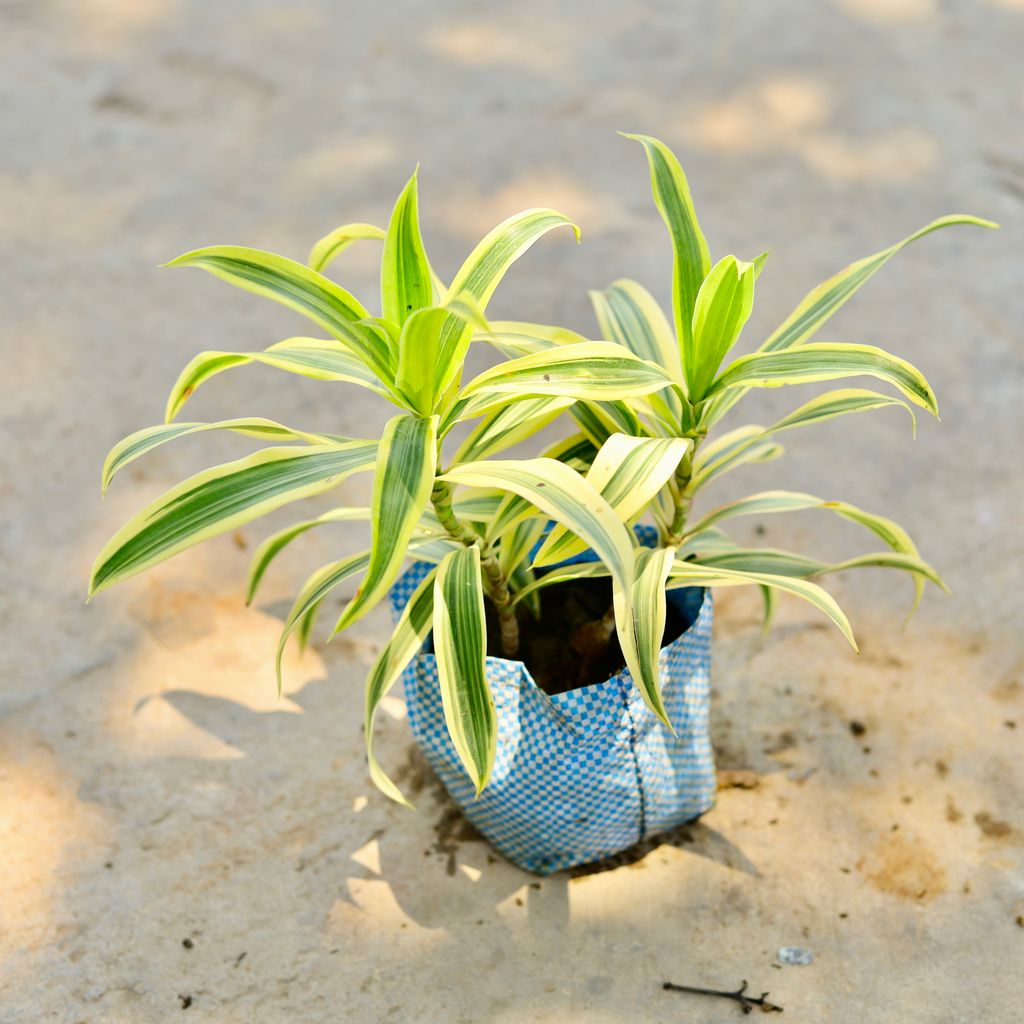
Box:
424;19;573;73
434;172;618;240
695;75;938;183
835;0;938;25
60;0;182;55
2;0;1022;1018
0;740;108;951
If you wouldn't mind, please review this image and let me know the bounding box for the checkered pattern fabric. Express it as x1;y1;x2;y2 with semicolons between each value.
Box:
389;528;716;875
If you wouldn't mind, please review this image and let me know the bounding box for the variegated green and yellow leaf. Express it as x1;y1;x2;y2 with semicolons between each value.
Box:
332;414;437;633
828;551;946;587
590;279;684;428
535;434;690;566
308;222;385;274
433;546;496;793
446;209;580;311
761;215;997;354
591;279;681;383
683;489;941;612
246;506;373;604
381;169;434;326
703;215;995;423
668;562;857;649
481;434;599;545
510;560;611;607
395;298;491;416
276;548;371;689
165;246;394;381
707;343;938;416
394;306;450;415
440;458;667;723
461;341;673;402
630;546;676;718
102;417;335;493
498;517;547;578
478;320;588;359
689;545;943;598
364;568;437;806
688;255;755;400
432;209;580;393
691;389;916;490
89;442;377;596
623;133;711;354
166;337;395;422
453;396;576;465
277;536;455;693
691;547;829;577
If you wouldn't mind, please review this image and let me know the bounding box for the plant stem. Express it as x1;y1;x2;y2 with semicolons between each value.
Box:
665;441;697;546
430;479;520;658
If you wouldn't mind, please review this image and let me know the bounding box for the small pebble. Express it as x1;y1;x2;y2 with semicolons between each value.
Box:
777;946;813;966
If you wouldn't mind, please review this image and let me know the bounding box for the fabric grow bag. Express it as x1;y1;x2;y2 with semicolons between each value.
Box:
389;533;716;875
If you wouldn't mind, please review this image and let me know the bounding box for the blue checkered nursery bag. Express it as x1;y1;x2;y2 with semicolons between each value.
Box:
389;528;717;875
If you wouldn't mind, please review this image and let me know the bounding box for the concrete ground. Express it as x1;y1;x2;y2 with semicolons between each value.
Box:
2;1;1022;1020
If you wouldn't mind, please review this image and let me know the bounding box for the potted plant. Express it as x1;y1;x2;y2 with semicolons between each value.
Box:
91;137;994;876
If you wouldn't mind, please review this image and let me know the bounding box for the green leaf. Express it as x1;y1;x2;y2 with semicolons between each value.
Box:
508;560;542;620
433;209;580;393
569;402;636;449
102;417;334;493
668;562;857;649
332;415;437;633
453;396;576;465
89;442;377;597
165;246;394;381
440;458;668;723
165;337;395;422
691;389;916;490
433;546;496;793
590;279;684;425
704;215;996;423
768;387;917;436
481;435;598;545
478;320;588;359
246;506;373;604
308;222;385;274
509;560;611;606
591;279;683;386
707;343;938;416
394;298;490;415
622;133;711;355
277;536;452;693
276;549;371;689
682;487;941;615
364;568;437;806
447;209;580;310
688;255;755;400
498;517;547;578
535;434;689;566
691;547;829;577
381;169;434;326
630;546;676;711
394;307;451;415
762;215;998;354
828;551;946;588
461;341;673;402
689;429;784;492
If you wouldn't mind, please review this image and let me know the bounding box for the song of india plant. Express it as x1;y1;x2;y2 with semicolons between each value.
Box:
90;135;995;806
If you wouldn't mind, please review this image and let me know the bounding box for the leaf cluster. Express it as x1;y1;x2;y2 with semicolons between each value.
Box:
91;138;995;800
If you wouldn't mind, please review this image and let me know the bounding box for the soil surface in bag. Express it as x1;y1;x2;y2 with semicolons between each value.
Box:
483;576;693;695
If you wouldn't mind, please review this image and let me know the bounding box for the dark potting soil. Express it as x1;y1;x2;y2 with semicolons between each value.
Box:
483;576;693;696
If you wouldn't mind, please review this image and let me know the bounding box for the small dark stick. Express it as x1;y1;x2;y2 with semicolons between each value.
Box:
662;979;783;1014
